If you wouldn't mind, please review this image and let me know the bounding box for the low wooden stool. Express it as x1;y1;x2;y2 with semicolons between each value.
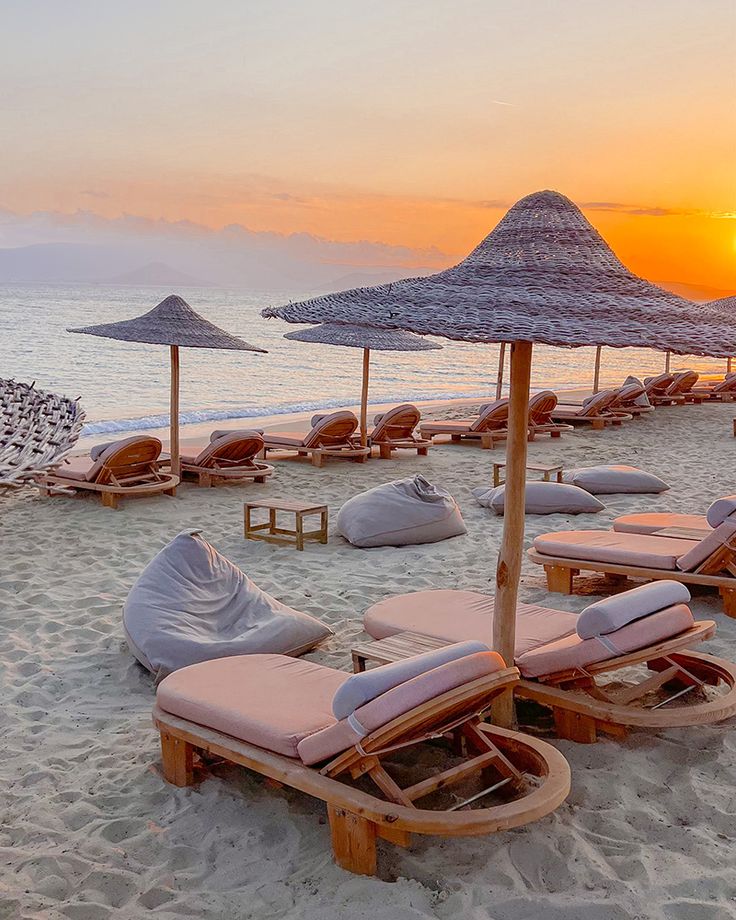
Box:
244;498;328;551
492;461;564;488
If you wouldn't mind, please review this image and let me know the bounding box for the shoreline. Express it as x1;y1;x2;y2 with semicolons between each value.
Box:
76;387;595;449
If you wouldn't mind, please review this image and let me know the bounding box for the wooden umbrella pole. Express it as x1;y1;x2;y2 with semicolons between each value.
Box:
360;348;370;448
665;351;671;373
495;343;506;400
170;345;181;479
728;357;733;374
592;345;602;394
493;340;533;728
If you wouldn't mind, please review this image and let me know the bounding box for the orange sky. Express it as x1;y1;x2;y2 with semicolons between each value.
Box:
2;1;735;291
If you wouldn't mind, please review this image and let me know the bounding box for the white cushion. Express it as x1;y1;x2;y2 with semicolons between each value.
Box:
122;530;332;682
331;640;489;719
576;581;691;639
337;474;466;547
563;465;669;494
706;496;736;528
473;481;605;515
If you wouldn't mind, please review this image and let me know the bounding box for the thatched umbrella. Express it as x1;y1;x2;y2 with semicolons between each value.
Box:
707;296;736;372
69;295;266;478
263;189;736;725
283;323;441;447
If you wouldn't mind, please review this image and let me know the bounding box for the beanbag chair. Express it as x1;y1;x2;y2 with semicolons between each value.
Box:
473;481;605;515
123;529;333;682
562;465;669;494
336;474;466;547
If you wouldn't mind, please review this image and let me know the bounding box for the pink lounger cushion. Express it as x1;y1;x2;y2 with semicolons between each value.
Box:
364;589;578;658
516;604;695;678
157;654;348;758
613;513;710;535
532;530;698;570
54;454;100;482
297;651;503;765
676;520;736;572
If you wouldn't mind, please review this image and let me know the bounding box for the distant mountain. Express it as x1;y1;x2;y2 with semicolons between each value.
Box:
655;280;736;302
316;267;433;292
106;261;211;287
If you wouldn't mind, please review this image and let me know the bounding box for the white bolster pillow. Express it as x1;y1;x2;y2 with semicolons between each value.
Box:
331;640;489;720
576;581;691;639
705;496;736;529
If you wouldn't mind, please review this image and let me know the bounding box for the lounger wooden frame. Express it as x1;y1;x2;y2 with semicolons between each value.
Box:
368;405;432;459
262;444;370;467
41;443;178;509
515;622;736;743
529;542;736;617
182;458;274;487
153;668;570;876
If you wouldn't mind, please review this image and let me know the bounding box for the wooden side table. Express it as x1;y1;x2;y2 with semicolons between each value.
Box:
244;498;328;551
351;631;450;672
492;462;564;488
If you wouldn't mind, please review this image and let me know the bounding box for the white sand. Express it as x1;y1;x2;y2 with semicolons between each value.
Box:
2;399;736;919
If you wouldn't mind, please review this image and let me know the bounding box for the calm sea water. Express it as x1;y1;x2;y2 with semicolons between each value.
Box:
0;283;727;436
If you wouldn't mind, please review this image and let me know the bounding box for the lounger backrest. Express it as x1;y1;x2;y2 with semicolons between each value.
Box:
644;373;675;395
676;518;736;572
370;404;421;442
610;383;646;408
667;370;698;394
469;399;509;432
303;410;359;448
528;390;557;424
580;389;617;416
296;651;510;765
89;436;162;483
192;431;264;468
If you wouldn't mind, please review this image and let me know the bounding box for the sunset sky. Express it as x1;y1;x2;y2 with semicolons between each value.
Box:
2;0;735;291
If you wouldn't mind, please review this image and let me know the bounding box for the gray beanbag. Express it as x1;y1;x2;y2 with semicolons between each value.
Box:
123;529;333;682
563;465;669;494
337;474;466;547
473;481;605;515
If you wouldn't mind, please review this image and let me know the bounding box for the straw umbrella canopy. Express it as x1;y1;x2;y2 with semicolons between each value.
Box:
263;189;736;725
69;294;267;478
283;323;441;447
706;296;736;372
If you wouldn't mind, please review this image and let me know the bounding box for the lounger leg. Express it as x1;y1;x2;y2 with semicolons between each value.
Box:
379;444;392;460
312;452;324;468
591;419;605;431
720;587;736;618
480;433;493;449
160;732;194;786
552;708;597;743
544;565;574;594
451;434;461;442
550;430;562;438
101;492;119;510
418;446;428;456
200;472;212;488
327;805;377;876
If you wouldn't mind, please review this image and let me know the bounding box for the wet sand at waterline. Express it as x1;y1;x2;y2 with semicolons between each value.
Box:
2;397;736;919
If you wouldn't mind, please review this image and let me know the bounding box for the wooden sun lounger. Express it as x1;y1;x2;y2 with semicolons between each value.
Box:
262;411;371;467
358;591;736;744
366;404;432;459
39;436;178;509
153;668;570;876
179;431;274;487
420;400;510;450
688;376;736;403
529;536;736;617
526;390;573;440
551;390;630;429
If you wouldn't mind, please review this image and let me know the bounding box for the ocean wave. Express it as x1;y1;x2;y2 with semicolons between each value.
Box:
80;384;583;435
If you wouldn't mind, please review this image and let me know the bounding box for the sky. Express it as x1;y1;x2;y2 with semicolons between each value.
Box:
1;0;735;292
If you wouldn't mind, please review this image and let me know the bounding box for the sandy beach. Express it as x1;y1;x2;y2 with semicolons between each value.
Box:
2;396;736;919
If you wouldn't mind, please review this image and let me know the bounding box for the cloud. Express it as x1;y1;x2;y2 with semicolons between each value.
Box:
580;201;735;219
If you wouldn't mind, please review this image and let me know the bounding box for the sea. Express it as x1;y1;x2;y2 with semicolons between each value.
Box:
1;283;728;437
